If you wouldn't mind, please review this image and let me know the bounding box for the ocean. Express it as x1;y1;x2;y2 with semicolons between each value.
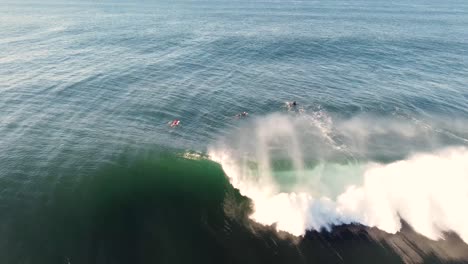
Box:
1;0;468;263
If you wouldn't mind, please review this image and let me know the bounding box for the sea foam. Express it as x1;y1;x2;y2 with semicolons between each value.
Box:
209;113;468;243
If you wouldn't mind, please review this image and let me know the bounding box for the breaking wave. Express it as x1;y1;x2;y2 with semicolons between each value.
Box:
209;112;468;243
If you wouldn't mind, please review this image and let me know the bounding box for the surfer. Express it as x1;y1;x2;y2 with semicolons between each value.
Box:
170;119;180;127
235;112;248;118
288;101;297;107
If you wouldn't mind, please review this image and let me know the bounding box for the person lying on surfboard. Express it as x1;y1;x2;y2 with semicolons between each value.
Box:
170;119;180;127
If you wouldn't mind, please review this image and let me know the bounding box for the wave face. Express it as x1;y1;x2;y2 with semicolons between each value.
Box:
3;149;466;264
0;152;232;264
209;113;468;243
0;150;417;264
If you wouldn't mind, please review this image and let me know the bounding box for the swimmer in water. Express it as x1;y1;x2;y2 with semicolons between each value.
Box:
235;112;248;118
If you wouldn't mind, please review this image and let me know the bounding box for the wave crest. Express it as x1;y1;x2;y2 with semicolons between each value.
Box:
209;113;468;243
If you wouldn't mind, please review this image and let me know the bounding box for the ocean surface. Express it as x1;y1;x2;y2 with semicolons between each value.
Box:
1;0;468;263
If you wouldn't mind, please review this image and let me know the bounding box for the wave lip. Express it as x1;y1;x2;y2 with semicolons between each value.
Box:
209;113;468;243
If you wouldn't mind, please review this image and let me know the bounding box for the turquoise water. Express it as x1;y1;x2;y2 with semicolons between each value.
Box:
1;0;468;263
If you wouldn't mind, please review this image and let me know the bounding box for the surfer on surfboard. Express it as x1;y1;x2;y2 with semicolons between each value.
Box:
170;119;180;127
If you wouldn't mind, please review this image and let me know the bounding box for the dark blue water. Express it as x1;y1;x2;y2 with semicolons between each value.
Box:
1;0;468;263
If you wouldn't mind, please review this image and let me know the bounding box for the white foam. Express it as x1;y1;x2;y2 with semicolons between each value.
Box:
337;148;468;242
209;113;468;242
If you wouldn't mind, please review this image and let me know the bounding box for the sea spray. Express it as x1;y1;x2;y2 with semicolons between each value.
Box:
336;147;468;242
209;113;468;243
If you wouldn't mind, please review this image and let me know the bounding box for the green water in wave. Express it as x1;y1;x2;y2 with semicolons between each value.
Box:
2;152;233;263
0;151;408;264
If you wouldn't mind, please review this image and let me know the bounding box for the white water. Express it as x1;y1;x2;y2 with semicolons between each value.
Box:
209;113;468;243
